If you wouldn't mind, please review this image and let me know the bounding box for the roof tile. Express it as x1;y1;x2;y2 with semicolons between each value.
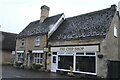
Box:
50;6;116;40
17;13;63;38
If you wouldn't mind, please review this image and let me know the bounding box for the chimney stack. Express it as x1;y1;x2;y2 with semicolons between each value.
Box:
40;5;50;23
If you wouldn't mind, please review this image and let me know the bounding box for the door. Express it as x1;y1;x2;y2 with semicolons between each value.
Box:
51;55;57;72
27;54;30;67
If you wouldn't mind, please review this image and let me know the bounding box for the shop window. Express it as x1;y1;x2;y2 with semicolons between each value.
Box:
18;53;23;63
58;56;73;70
76;56;95;73
35;36;40;46
34;53;43;64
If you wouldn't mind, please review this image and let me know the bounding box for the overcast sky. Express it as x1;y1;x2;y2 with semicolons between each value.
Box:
0;0;119;34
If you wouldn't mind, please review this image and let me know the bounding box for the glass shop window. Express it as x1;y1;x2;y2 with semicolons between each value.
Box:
58;56;73;70
76;56;95;73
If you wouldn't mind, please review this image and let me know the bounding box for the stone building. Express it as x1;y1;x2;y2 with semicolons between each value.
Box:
48;5;120;78
15;5;65;69
15;4;120;78
1;31;17;65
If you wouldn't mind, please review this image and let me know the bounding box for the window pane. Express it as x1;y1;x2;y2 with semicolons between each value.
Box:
86;52;95;55
21;38;25;47
76;56;95;73
34;53;43;64
53;52;57;55
53;56;56;63
40;54;43;58
40;59;42;63
58;56;73;70
76;53;84;55
18;53;22;62
37;59;39;63
35;36;40;46
114;25;117;37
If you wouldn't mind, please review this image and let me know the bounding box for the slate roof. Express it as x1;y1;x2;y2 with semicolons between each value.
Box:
49;5;116;40
17;13;64;38
1;31;17;51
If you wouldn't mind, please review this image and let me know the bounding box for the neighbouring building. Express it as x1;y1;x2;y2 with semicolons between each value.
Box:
48;5;120;78
15;4;120;78
15;5;65;69
1;31;17;65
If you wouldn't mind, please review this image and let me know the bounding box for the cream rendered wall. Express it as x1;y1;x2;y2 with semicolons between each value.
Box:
97;11;119;78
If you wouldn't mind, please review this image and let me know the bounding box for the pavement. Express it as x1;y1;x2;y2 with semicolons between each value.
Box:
2;65;105;80
2;65;71;78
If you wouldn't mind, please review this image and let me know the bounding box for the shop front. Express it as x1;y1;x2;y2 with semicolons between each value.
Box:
50;45;99;75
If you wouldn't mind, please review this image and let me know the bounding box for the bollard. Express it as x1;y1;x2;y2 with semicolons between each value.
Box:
68;66;74;77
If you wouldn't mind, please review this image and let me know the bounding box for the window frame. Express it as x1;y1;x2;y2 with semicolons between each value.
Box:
17;53;23;63
75;52;96;73
34;53;43;64
114;24;118;37
35;36;40;46
20;38;25;47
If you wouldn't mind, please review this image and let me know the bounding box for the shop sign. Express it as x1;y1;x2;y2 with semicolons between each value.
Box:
51;45;99;52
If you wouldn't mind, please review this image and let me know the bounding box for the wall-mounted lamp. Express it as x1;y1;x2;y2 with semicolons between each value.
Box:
97;54;104;58
48;54;51;56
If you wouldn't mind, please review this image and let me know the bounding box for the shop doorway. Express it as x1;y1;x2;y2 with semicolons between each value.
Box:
51;53;57;72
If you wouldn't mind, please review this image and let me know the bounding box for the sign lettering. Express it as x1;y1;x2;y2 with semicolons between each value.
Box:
60;47;84;51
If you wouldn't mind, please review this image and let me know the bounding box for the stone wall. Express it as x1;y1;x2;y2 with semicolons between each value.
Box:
15;34;47;69
2;50;14;65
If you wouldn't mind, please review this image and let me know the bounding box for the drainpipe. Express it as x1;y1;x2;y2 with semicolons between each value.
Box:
45;33;48;70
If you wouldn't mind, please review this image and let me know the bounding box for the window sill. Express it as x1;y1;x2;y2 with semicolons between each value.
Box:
20;46;24;48
35;63;43;65
17;61;22;63
34;45;40;47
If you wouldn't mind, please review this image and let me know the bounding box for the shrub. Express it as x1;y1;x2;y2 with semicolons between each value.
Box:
15;62;22;67
32;63;43;70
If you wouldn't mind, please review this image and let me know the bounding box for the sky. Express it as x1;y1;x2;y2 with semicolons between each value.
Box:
0;0;119;34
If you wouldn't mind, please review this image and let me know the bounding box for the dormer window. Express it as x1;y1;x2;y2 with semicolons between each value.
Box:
114;24;117;37
35;36;40;46
20;38;25;47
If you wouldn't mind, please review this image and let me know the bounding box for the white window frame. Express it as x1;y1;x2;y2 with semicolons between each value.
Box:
114;24;118;37
75;52;96;75
34;53;43;64
57;51;97;75
35;36;40;46
17;53;23;63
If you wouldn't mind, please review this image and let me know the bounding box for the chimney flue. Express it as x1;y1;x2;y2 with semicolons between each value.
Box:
40;5;50;23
